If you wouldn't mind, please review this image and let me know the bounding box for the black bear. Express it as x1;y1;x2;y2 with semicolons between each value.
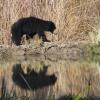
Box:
11;16;56;45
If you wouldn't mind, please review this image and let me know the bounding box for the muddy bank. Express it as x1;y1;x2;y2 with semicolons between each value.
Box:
0;42;91;60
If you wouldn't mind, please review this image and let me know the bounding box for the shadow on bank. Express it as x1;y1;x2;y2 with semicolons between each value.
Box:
12;64;57;90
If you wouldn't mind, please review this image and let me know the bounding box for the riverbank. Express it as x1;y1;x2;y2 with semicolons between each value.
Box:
0;42;93;61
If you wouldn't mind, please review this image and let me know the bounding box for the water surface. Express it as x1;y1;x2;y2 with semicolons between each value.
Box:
0;55;100;99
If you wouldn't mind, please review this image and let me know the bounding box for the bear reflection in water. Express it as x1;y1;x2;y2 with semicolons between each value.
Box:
12;64;57;90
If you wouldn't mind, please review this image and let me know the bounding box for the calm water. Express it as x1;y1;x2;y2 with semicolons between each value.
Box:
0;55;100;100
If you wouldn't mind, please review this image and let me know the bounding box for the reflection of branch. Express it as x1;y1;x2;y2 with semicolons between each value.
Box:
20;73;32;90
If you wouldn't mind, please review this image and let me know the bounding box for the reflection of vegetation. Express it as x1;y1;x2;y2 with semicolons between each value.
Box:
74;85;91;100
0;77;55;100
0;77;17;100
24;60;50;73
58;95;73;100
58;95;100;100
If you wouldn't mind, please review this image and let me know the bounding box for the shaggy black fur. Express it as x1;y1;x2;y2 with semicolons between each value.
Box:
11;16;56;45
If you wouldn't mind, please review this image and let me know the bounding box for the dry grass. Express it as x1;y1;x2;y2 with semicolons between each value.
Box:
0;0;100;45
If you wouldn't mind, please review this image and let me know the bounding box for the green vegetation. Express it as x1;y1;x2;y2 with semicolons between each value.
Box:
91;45;100;54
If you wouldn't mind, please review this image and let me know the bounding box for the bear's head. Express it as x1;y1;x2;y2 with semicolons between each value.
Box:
48;21;56;33
11;33;22;45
